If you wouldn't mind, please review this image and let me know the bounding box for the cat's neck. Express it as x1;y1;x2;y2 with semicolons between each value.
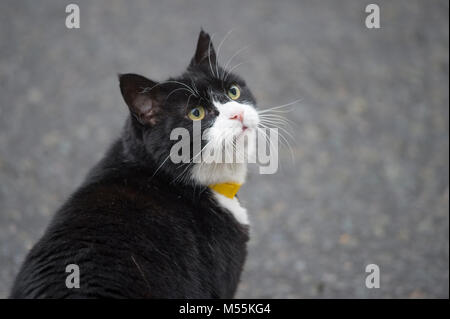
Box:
120;117;149;163
119;116;248;187
190;162;247;186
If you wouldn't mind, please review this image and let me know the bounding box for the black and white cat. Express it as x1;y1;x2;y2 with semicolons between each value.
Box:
10;30;260;298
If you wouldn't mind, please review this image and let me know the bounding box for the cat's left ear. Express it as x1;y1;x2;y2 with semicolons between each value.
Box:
190;30;217;67
119;73;162;125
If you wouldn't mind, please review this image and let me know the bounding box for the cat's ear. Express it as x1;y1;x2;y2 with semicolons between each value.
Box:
119;73;161;125
190;29;217;67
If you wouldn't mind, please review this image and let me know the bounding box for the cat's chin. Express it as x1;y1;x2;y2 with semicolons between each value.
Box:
190;162;248;186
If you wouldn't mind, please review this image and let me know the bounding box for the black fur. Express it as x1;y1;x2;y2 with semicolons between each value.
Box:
10;30;255;299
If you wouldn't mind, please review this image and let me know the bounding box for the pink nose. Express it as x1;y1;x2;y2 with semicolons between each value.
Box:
230;112;244;123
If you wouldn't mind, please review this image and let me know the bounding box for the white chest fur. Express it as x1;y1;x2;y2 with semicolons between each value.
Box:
213;192;249;225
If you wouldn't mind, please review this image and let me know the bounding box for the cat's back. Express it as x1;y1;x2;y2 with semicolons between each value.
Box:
10;157;248;298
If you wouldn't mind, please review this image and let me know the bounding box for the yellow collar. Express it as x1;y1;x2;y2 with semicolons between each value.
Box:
209;182;242;199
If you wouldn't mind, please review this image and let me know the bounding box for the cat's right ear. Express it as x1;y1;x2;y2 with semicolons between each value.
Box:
119;73;161;125
190;30;217;67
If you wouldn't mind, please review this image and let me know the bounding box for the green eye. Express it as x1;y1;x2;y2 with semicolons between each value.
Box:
227;84;241;100
188;106;205;120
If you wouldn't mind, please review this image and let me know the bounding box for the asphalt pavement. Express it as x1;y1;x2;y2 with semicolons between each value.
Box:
0;0;448;298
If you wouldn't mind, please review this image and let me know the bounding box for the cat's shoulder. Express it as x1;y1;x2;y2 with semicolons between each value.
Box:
211;192;249;226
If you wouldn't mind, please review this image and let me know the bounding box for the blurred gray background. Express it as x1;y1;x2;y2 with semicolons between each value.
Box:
0;0;448;298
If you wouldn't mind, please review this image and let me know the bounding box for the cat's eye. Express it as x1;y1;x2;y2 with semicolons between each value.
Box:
227;84;241;100
188;106;205;121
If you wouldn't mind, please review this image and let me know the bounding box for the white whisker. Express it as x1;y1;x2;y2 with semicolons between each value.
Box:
208;33;217;77
257;98;303;114
222;44;251;81
223;61;248;82
215;28;236;80
142;80;197;97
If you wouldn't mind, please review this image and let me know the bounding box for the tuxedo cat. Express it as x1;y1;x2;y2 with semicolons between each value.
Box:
10;30;260;298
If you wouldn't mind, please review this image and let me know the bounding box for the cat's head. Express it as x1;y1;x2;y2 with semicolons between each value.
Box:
119;30;259;186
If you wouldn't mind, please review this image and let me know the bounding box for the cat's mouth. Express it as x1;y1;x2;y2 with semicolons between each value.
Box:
236;125;250;139
227;123;252;141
